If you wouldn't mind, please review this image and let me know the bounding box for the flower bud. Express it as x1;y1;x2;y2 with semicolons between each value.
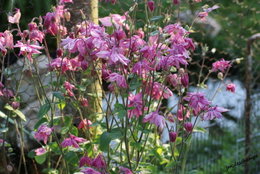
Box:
217;72;223;80
169;132;177;142
184;122;193;132
64;11;71;22
226;83;235;93
11;101;20;110
173;0;180;5
147;1;155;12
56;48;63;57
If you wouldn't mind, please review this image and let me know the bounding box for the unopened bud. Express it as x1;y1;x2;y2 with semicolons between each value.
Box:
64;11;71;22
217;72;223;80
169;132;177;142
147;1;155;12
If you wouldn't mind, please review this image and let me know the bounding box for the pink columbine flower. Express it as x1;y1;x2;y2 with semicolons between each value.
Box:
96;47;130;65
202;106;228;120
173;0;180;5
119;167;133;174
91;154;106;169
180;73;189;88
143;111;166;130
128;93;147;118
64;81;75;97
8;9;21;24
34;124;53;144
146;82;173;100
194;0;202;2
198;5;219;21
147;1;155;12
99;14;126;29
81;167;101;174
108;73;128;88
79;156;92;167
0;30;13;55
14;41;43;62
169;132;177;142
78;119;92;129
2;88;14;98
80;97;89;107
35;147;47;156
184;122;193;132
61;134;86;148
59;0;73;4
184;92;210;114
226;83;236;93
212;58;231;72
132;60;153;78
177;105;190;121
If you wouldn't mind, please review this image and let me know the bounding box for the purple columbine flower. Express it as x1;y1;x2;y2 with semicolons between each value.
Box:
202;106;228;120
34;124;53;144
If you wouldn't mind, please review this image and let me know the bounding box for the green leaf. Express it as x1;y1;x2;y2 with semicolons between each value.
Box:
114;103;126;118
61;127;70;135
0;110;7;118
4;105;26;121
70;126;78;136
99;129;123;152
193;127;207;133
35;153;46;164
150;15;163;22
37;103;51;118
53;92;65;100
64;151;78;164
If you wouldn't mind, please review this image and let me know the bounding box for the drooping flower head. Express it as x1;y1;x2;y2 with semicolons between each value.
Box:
184;122;193;132
61;134;86;148
108;73;128;88
91;154;106;169
14;41;43;62
143;111;165;130
128;92;147;118
35;147;47;156
212;58;231;72
202;106;228;120
78;119;92;129
80;167;101;174
184;92;210;114
119;167;133;174
34;124;53;144
8;8;21;24
226;83;236;93
79;156;92;167
169;132;177;142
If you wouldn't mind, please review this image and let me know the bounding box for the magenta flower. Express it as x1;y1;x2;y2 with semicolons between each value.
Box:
59;0;73;4
212;59;231;72
49;57;72;73
35;147;47;156
143;111;166;130
119;167;133;174
8;8;21;24
61;134;86;148
177;105;190;121
91;154;106;169
180;73;189;88
11;101;20;110
146;82;173;100
226;83;236;93
64;81;75;97
184;122;193;133
0;30;13;55
167;74;180;87
128;93;147;118
96;47;130;65
34;124;53;144
99;14;126;29
78;119;92;129
132;60;153;77
108;73;128;88
80;167;101;174
169;132;177;142
184;92;210;114
79;156;92;167
172;0;180;5
147;1;155;12
14;41;43;62
202;106;228;120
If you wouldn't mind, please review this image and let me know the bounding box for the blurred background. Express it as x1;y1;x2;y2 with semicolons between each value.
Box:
0;0;259;173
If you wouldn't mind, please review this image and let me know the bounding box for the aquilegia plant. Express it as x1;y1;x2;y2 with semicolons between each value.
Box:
0;0;239;173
